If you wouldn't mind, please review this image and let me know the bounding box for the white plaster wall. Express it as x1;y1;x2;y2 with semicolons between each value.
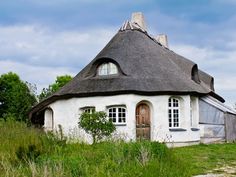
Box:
47;94;200;144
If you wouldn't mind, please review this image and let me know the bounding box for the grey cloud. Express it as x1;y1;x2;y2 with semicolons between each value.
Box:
0;25;116;69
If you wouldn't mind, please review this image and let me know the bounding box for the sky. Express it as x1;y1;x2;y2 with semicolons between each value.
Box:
0;0;236;107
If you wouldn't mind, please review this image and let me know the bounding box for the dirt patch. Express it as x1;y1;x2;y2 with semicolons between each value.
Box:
194;174;225;177
194;164;236;177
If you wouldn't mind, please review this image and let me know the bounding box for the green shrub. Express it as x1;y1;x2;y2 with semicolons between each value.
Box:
78;111;116;144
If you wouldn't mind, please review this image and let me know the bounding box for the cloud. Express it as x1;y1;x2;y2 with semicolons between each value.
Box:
0;24;116;68
0;24;117;93
0;60;75;93
171;43;236;105
0;2;235;106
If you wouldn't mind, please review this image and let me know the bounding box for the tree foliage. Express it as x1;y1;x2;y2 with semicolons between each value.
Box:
0;72;37;122
78;111;116;144
38;75;72;101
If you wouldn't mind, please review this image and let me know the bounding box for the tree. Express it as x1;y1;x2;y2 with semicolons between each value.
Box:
0;72;37;122
78;111;116;144
38;75;72;101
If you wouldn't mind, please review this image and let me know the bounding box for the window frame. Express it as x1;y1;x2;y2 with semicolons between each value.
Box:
97;62;118;76
80;106;95;114
107;106;127;125
168;98;180;128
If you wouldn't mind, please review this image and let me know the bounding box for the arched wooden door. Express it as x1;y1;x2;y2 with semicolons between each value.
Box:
136;103;150;140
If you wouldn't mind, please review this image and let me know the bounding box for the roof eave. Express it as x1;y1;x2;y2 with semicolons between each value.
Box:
29;90;210;118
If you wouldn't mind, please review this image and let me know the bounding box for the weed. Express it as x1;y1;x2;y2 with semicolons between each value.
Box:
16;144;41;162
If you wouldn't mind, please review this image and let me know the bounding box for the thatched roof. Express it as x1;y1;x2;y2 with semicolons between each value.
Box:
30;21;224;117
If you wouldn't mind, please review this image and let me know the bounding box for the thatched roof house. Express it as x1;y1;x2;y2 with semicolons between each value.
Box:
30;12;236;146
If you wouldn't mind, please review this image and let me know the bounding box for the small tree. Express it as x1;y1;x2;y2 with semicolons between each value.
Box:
38;75;72;101
78;111;115;144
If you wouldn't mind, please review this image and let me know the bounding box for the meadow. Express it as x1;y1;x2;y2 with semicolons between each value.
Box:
0;121;235;177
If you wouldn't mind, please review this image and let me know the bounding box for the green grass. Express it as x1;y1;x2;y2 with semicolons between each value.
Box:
0;121;235;177
174;143;236;175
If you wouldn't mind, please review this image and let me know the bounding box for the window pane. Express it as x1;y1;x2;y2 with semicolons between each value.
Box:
108;108;116;123
168;98;180;127
168;98;172;107
98;62;118;76
168;109;171;118
109;63;118;75
83;107;95;114
98;63;108;75
108;106;126;124
173;99;178;107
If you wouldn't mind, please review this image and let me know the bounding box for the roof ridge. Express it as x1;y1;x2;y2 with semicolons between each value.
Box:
120;20;146;32
119;20;170;50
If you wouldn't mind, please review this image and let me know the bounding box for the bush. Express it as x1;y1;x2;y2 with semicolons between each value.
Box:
78;111;116;144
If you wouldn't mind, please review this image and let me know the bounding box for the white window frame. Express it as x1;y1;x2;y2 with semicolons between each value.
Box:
168;98;180;128
107;106;126;125
81;107;95;114
98;62;118;76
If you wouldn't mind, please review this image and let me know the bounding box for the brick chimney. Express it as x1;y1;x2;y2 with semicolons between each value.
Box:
131;12;147;31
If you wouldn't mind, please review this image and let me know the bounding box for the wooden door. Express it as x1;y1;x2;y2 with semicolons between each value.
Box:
136;103;150;140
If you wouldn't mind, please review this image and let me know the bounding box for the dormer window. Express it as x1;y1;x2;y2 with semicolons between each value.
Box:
191;65;200;83
98;62;118;76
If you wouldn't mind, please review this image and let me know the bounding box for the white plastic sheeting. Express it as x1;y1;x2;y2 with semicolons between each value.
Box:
225;113;236;141
199;100;224;125
199;96;236;143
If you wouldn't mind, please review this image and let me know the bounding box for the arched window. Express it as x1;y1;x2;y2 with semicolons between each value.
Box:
44;108;53;131
98;62;118;76
168;98;180;128
107;106;126;125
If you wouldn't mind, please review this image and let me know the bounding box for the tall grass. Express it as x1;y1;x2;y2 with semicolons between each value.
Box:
0;121;191;177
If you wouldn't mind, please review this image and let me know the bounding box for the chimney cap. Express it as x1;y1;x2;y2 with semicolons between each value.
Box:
131;12;147;31
155;34;169;48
